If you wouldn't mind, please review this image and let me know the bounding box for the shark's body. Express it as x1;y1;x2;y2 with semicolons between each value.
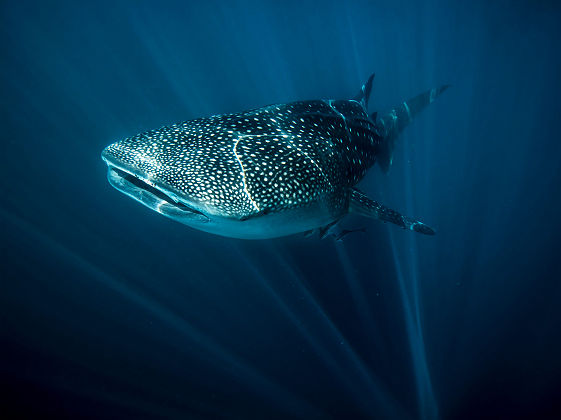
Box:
102;75;448;239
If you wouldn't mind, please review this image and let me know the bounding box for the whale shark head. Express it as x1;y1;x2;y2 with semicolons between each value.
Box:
101;115;343;239
101;120;251;231
102;142;210;226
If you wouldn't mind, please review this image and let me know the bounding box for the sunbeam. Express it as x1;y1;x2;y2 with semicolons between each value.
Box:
2;1;561;418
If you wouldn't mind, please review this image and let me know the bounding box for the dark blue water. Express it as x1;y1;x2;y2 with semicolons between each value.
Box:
2;1;561;418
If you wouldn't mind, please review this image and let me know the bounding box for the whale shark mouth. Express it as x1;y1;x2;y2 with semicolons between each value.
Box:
104;163;209;222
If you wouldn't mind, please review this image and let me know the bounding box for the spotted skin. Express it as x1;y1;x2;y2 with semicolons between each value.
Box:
103;100;381;220
102;76;448;239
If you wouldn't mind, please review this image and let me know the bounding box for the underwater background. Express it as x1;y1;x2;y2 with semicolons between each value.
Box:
2;0;561;418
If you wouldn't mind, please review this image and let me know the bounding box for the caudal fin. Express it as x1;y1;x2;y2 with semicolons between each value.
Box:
376;85;449;173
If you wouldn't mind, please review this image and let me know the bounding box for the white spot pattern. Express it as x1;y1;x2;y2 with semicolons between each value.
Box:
102;99;382;219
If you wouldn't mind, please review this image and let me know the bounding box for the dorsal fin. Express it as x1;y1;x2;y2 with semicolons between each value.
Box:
353;73;375;110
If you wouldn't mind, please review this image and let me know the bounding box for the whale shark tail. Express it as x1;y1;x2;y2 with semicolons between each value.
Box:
375;84;450;173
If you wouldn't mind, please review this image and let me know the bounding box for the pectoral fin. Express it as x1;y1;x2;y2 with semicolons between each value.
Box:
349;189;435;235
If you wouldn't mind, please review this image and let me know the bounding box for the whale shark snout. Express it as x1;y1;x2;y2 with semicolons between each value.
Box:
101;146;210;224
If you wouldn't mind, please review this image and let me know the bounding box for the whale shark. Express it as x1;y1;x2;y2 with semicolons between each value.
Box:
101;74;448;239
